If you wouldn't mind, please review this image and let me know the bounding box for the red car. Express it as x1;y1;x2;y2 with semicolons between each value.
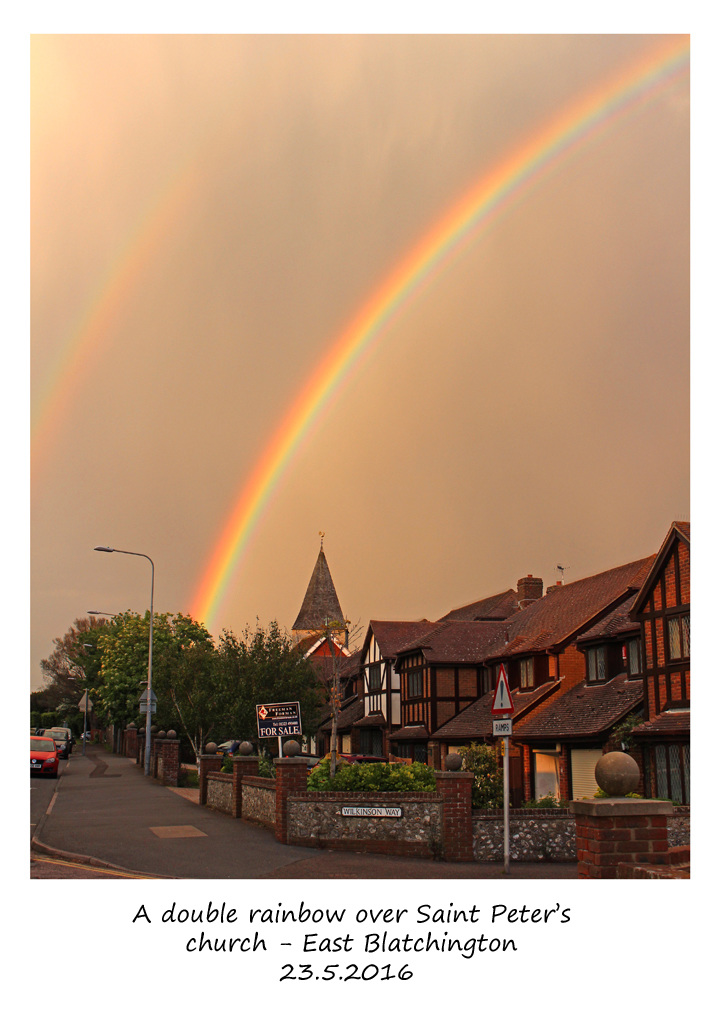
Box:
31;735;60;778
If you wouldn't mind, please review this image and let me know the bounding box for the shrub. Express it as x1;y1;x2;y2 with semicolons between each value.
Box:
306;759;436;792
457;743;503;809
523;794;569;808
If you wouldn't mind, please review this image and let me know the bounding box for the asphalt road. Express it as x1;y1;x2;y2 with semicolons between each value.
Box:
31;746;579;880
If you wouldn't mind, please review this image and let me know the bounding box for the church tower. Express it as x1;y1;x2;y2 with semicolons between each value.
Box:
292;535;348;647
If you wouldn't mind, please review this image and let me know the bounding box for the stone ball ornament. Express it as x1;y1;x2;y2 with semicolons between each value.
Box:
239;741;254;756
157;730;166;739
204;742;218;754
444;753;463;772
167;730;177;739
594;751;641;796
283;739;302;758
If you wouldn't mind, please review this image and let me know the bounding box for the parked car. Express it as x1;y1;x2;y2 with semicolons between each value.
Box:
43;728;72;759
31;736;59;778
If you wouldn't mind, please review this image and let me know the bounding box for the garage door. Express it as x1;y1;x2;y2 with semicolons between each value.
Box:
571;748;603;799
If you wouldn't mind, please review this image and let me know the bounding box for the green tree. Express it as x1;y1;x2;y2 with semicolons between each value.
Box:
96;612;216;754
216;621;323;746
458;742;504;808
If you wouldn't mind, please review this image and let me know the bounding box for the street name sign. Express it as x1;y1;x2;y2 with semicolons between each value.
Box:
491;663;515;714
341;806;403;818
256;701;302;738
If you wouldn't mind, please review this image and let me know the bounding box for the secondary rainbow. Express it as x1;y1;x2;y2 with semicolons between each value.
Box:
190;37;689;629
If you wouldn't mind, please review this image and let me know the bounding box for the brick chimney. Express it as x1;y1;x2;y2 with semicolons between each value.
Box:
546;581;563;595
517;575;543;609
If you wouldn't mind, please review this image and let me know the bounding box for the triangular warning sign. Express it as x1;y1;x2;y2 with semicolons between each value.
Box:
491;663;514;714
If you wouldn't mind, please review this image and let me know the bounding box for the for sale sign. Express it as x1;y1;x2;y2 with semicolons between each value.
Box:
256;701;302;738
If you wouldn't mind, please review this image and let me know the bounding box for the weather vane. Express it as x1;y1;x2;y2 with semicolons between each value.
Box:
319;530;325;550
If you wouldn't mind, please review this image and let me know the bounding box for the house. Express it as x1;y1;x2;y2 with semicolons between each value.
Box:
355;620;436;758
629;522;690;803
429;555;654;803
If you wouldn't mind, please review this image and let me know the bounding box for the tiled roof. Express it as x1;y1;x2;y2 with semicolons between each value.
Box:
364;620;434;659
395;619;509;665
319;693;364;733
631;710;690;738
431;680;558;741
354;712;386;728
389;724;429;741
577;595;640;643
292;548;345;631
483;556;655;658
514;673;643;740
439;589;519;622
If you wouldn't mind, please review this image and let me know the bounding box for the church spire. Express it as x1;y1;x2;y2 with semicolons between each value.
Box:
292;534;345;642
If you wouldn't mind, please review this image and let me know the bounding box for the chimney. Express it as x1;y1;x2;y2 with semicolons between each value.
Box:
546;581;563;595
517;575;543;609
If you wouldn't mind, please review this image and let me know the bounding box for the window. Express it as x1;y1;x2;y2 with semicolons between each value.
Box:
360;729;383;757
653;743;690;803
627;638;642;677
407;668;423;698
519;658;534;689
368;663;381;691
587;646;607;683
667;614;690;661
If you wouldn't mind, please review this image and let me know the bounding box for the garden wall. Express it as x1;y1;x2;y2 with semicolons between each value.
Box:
474;809;575;862
287;792;444;858
206;772;233;815
242;777;276;827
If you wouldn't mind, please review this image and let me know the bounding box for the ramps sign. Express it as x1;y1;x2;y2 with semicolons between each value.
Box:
256;701;302;738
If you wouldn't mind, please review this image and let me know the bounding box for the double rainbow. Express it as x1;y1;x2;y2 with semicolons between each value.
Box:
191;36;689;630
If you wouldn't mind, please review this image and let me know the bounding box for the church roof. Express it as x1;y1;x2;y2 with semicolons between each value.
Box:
292;547;345;632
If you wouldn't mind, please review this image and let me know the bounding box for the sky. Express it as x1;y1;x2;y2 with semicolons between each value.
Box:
30;32;690;688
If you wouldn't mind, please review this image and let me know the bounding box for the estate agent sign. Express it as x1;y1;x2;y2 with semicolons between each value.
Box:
256;701;302;738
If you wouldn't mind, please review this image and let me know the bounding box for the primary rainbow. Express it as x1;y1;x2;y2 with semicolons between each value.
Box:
190;36;689;630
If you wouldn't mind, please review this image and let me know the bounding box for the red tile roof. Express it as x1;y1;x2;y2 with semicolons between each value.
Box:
631;710;690;738
514;673;643;740
439;589;519;622
431;681;558;741
395;619;509;665
363;620;434;659
483;556;655;658
576;595;640;643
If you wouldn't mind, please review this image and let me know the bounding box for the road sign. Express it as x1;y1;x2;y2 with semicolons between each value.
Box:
139;686;157;714
256;701;302;738
78;694;93;712
492;717;513;736
491;663;515;714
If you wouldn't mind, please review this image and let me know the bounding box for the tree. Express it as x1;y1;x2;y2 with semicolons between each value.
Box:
215;621;323;747
96;612;216;755
38;616;113;726
319;618;362;778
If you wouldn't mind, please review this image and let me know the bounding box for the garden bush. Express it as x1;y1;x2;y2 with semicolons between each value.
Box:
457;742;503;809
307;759;436;792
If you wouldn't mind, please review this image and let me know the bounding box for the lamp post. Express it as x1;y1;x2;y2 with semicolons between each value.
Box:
94;547;154;775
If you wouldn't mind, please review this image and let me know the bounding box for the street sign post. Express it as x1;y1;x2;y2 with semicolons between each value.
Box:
78;690;93;756
491;663;513;873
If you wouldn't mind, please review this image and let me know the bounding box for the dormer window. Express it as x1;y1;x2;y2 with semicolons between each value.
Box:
587;646;607;683
627;638;642;677
519;658;534;689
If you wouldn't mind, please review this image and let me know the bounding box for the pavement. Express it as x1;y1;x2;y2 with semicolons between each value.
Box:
31;747;579;880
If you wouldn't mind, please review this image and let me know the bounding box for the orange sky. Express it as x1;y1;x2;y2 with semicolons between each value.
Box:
30;34;689;686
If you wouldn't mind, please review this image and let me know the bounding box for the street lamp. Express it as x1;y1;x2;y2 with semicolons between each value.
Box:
94;546;154;775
